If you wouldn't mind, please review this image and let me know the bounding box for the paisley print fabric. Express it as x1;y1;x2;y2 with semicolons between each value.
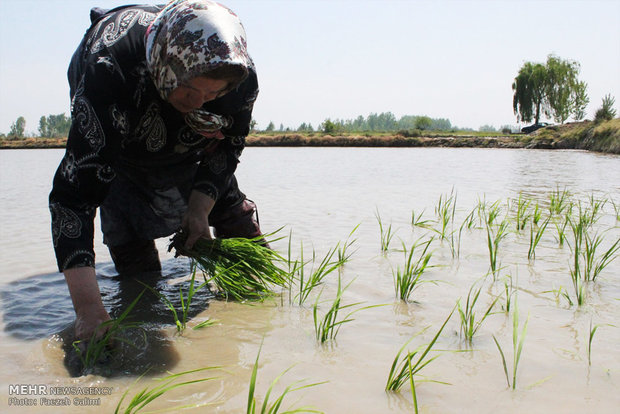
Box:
134;102;167;151
50;203;82;247
71;81;105;151
146;0;254;137
109;104;129;135
90;9;156;54
49;2;258;272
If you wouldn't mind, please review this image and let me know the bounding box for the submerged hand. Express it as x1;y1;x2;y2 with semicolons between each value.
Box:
182;190;216;249
74;304;112;341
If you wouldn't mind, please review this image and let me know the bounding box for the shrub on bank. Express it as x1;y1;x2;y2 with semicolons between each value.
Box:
594;94;617;123
397;129;422;138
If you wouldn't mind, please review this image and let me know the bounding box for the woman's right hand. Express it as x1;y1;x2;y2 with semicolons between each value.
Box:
63;266;111;341
74;303;112;341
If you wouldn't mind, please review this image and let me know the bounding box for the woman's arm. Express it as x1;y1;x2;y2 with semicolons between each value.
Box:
64;267;111;340
51;45;129;338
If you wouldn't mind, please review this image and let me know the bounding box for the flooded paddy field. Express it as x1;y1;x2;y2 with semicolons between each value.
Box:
0;147;618;413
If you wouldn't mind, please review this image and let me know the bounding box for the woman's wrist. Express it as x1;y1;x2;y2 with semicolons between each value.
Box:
63;266;106;315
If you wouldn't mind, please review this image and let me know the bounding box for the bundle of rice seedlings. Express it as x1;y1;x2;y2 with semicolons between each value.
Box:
169;232;289;301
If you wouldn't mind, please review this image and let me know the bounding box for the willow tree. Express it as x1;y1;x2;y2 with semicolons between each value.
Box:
545;55;584;124
512;62;548;124
512;55;589;124
571;81;589;121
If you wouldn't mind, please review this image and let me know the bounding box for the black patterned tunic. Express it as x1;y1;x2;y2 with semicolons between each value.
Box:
49;4;258;272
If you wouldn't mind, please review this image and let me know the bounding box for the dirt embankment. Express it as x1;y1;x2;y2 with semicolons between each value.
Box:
523;118;620;154
246;119;620;154
246;134;526;149
2;119;618;153
0;137;66;149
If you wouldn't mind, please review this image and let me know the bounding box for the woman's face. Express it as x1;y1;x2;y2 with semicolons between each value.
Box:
168;76;229;113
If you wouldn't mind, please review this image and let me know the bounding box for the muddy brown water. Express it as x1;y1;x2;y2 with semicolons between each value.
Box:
0;147;618;413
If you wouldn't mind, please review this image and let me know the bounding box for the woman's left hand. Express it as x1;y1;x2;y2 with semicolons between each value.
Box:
182;190;216;249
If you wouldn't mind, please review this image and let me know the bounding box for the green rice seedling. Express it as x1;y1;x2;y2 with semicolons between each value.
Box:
451;206;478;258
406;357;419;414
554;213;570;247
586;234;620;282
513;193;531;231
285;232;306;304
462;205;478;230
337;224;360;264
457;281;499;343
558;287;573;306
451;220;466;258
247;343;326;414
592;237;620;281
140;264;208;333
569;269;586;306
567;207;588;304
393;238;434;302
587;319;599;367
376;209;396;252
448;227;460;258
572;199;600;229
294;244;344;306
532;202;542;226
542;286;573;307
313;277;358;344
72;291;146;373
567;210;619;304
312;277;382;344
583;232;601;282
170;232;289;301
474;197;488;227
286;229;297;274
411;209;432;228
586;321;615;366
385;306;455;391
548;187;571;216
528;216;550;260
115;367;220;413
587;194;606;224
484;200;503;226
287;240;305;305
568;224;586;306
484;217;510;277
192;318;217;330
501;275;515;313
492;297;530;390
434;190;457;240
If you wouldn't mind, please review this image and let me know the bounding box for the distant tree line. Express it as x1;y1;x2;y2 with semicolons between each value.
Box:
38;113;71;138
260;112;454;134
2;113;71;139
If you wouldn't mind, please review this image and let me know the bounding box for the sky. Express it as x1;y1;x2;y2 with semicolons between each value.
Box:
0;0;619;135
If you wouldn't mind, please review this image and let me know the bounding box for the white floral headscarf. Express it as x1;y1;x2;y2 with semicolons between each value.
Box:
146;0;254;137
